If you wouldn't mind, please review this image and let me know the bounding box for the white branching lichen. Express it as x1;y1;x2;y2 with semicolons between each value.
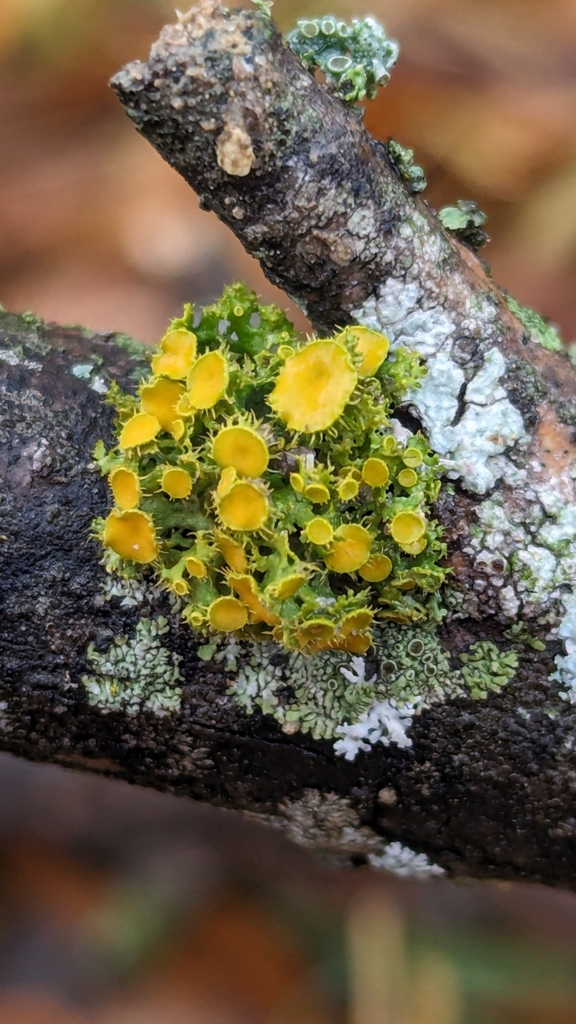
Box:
333;699;416;760
82;617;182;715
368;841;445;878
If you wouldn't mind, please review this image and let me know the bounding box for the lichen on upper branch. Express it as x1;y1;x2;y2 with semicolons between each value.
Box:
286;15;399;105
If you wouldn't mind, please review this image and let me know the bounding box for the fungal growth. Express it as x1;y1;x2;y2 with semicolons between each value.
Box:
286;16;399;105
93;284;447;657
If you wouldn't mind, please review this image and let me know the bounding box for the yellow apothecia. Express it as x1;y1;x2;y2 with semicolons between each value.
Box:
93;284;446;655
109;467;140;510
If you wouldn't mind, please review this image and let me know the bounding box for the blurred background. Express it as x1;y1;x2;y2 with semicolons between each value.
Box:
1;0;576;1021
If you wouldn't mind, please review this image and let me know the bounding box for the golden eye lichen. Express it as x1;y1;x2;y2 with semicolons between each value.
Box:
93;284;447;655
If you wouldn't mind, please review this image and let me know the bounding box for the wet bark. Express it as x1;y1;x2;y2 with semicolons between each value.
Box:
3;1;576;886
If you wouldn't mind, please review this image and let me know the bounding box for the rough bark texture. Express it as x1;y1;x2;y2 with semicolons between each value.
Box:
3;1;576;887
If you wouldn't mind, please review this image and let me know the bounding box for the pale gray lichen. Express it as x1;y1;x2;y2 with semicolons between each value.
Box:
245;790;390;864
368;841;445;878
351;279;529;495
82;617;182;715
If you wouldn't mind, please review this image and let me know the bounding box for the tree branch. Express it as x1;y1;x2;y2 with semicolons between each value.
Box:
2;1;576;885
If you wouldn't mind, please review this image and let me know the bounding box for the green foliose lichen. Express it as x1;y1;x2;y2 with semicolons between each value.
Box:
459;641;518;699
505;294;564;353
386;140;427;194
286;15;399;104
92;284;448;657
439;200;489;251
82;617;182;715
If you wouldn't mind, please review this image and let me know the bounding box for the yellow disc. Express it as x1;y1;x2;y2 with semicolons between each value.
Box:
390;511;426;545
187;350;229;409
161;466;193;499
140;378;185;431
185;556;207;579
269;339;357;433
119;413;160;450
212;425;269;478
337;477;359;501
358;553;393;582
109;467;140;510
217;481;269;531
207;596;248;632
103;510;158;564
151;328;197;379
216;533;248;573
362;458;390;488
304;517;334;546
397;468;418;489
304;483;330;504
345;326;390;377
325;524;372;574
402;447;423;468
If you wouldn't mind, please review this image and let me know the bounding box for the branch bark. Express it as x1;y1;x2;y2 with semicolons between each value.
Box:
3;1;576;886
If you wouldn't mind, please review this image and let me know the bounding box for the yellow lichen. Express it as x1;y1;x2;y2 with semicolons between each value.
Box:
217;481;269;531
324;524;372;573
207;596;248;632
268;573;307;600
109;467;140;510
212;424;269;478
185;555;207;579
187;350;229;409
140;379;185;432
336;476;359;501
216;533;248;573
397;468;418;488
304;482;330;504
390;511;426;545
161;466;193;499
304;517;334;546
341;609;374;636
151;328;197;379
402;447;423;468
94;286;446;658
268;339;357;432
362;458;390;488
343;326;390;377
358;553;393;582
119;413;160;450
228;573;279;626
103;509;158;563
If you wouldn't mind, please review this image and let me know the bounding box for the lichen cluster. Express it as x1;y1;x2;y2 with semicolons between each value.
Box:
223;622;519;755
439;200;489;251
286;15;399;104
82;617;182;715
385;140;427;194
505;294;564;353
93;285;448;656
